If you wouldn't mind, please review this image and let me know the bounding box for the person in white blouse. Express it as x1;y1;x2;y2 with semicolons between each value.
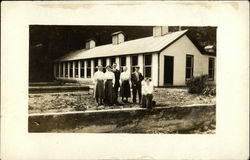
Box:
93;65;105;106
104;65;115;105
141;78;154;108
120;66;131;103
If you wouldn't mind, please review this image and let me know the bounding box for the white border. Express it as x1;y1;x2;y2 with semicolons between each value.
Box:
1;1;249;159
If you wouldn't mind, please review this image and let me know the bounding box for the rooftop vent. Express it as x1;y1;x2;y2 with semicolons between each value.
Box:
112;31;125;45
85;39;96;49
153;26;169;37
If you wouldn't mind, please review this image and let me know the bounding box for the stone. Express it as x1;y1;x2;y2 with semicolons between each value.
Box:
203;126;209;131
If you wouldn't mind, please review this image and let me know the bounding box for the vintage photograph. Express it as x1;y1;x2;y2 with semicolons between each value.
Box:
2;1;249;159
28;25;216;133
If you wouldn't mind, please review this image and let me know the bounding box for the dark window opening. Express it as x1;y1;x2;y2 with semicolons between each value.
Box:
80;60;85;78
186;55;194;79
145;67;152;78
75;61;79;78
110;57;116;66
94;59;98;72
131;55;138;73
70;61;73;77
60;63;63;77
144;54;152;78
120;56;126;72
87;60;91;78
65;62;68;77
101;58;107;72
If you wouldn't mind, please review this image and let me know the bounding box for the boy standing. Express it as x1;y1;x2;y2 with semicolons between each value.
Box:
142;78;154;108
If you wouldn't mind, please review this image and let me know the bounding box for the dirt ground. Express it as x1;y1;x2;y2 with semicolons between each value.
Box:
29;88;216;114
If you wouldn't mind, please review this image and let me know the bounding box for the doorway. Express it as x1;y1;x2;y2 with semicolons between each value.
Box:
164;56;174;85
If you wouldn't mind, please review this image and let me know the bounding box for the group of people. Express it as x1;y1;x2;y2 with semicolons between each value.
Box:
93;63;155;108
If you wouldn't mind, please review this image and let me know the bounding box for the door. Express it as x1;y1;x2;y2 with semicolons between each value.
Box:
164;56;174;85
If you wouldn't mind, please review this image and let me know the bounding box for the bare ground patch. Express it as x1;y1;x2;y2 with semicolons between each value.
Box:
29;88;215;114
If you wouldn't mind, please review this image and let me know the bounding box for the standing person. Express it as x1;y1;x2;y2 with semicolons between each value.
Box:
131;66;144;104
112;63;120;104
120;66;131;103
93;65;105;106
142;78;154;108
104;65;115;105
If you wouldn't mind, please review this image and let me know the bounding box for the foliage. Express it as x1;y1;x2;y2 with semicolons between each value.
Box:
186;75;216;96
202;85;216;96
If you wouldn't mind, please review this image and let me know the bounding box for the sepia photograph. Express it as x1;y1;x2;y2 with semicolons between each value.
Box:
28;25;216;133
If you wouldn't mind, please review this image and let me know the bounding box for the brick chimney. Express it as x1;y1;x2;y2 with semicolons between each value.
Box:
112;31;125;45
153;26;169;37
85;39;95;49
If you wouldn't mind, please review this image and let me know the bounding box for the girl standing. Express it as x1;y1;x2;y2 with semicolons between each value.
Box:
104;65;115;105
93;65;105;106
120;66;131;103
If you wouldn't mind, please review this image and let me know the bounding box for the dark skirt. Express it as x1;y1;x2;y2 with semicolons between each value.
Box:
104;79;114;105
95;80;104;99
120;80;131;97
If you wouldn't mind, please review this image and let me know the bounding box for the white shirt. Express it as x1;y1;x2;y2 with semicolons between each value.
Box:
93;70;105;83
120;71;130;81
104;71;115;84
142;81;154;95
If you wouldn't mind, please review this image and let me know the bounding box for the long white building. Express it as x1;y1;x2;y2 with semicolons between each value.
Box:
54;26;216;86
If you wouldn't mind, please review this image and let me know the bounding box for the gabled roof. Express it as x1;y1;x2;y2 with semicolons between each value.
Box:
111;31;126;36
56;30;188;62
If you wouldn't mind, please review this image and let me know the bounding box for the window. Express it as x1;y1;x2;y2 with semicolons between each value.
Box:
60;63;63;77
80;60;85;78
87;60;91;78
186;55;194;79
144;54;152;78
101;58;106;72
131;55;138;72
75;61;79;78
69;61;73;77
65;62;68;77
120;56;126;72
110;57;116;66
94;59;98;72
208;58;215;80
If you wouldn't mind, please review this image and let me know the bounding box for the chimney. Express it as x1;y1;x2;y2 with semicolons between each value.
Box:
153;26;169;37
85;39;96;49
112;31;125;45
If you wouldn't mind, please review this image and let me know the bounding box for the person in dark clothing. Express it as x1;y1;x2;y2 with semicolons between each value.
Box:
112;63;120;104
120;66;131;103
131;66;144;104
104;65;115;106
